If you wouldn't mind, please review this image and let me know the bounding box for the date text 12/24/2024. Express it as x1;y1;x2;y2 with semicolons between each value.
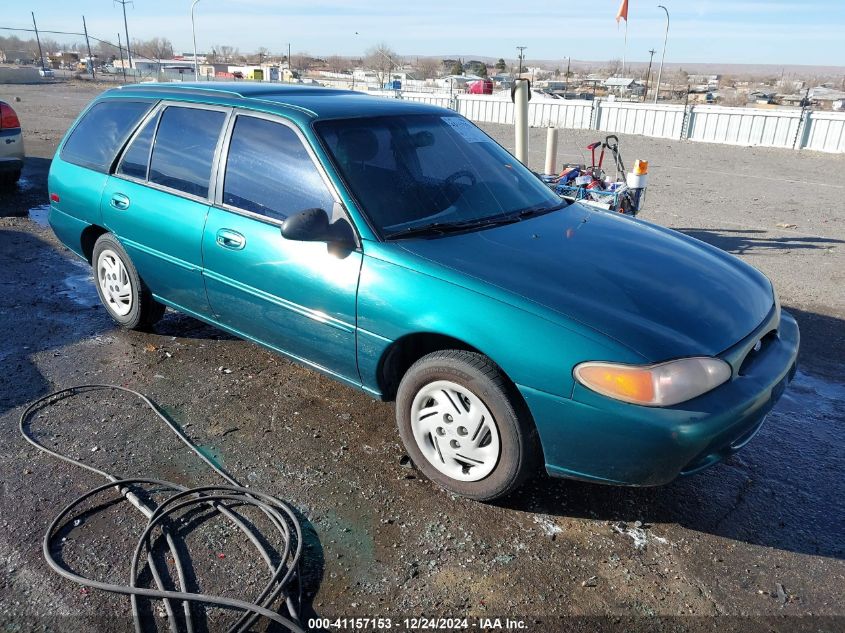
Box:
308;617;528;630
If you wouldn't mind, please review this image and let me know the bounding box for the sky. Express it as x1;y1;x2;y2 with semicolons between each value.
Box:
9;0;845;67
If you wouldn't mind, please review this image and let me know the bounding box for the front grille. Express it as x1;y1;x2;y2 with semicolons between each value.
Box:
738;329;778;375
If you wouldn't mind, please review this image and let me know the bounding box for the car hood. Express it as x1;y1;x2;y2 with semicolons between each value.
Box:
397;205;774;361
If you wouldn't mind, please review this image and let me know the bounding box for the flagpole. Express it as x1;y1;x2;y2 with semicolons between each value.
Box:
622;18;628;76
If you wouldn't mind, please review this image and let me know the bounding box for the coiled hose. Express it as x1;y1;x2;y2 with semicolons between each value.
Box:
19;385;307;633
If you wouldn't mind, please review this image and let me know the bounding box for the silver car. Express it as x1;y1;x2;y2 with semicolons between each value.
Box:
0;100;24;188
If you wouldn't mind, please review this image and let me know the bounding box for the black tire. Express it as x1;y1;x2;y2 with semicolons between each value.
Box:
91;233;166;330
396;350;539;501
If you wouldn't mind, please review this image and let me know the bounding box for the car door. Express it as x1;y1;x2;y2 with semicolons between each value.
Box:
202;112;362;383
101;102;230;316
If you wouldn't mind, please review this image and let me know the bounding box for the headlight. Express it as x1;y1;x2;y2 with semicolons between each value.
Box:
573;357;732;407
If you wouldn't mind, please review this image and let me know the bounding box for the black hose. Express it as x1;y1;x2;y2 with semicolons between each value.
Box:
19;384;307;633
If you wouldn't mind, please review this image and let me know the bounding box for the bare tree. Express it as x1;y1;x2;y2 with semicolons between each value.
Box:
214;44;236;62
414;57;440;80
364;43;398;86
94;40;119;62
133;37;174;61
39;38;60;55
290;51;313;72
325;55;350;74
605;58;622;76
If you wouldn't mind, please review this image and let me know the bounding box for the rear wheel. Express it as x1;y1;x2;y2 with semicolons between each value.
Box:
92;233;165;330
396;350;539;501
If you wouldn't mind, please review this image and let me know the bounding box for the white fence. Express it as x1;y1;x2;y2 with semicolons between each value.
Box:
382;91;845;153
686;105;802;148
803;111;845;153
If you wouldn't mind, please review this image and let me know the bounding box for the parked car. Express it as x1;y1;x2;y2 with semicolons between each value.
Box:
47;83;799;500
0;100;24;188
38;67;55;78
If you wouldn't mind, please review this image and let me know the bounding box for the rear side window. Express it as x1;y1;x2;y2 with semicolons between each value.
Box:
61;100;153;172
149;106;225;198
223;116;334;221
117;112;159;180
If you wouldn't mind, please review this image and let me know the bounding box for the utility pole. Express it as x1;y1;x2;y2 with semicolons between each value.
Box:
82;16;95;81
31;12;46;71
643;48;656;101
287;42;291;82
118;33;127;83
565;56;571;85
114;0;133;75
516;45;526;78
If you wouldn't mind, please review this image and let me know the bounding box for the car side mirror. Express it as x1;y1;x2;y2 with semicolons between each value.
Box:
281;207;331;241
281;206;357;251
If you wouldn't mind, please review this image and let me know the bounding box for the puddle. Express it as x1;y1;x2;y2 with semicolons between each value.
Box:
17;176;37;192
28;204;50;226
60;269;99;308
779;370;845;419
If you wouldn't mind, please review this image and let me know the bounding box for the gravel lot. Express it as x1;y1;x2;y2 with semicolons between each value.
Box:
1;80;843;632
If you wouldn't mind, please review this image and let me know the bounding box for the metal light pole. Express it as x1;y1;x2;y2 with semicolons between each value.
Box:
654;5;669;104
191;0;201;80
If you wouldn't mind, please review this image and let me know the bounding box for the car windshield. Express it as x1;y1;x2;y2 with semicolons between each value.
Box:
315;114;565;238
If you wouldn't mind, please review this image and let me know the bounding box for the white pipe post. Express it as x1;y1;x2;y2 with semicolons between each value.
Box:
544;127;558;175
654;5;669;104
191;0;201;81
514;78;529;166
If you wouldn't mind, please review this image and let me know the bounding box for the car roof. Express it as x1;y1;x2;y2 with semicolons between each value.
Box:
110;82;449;121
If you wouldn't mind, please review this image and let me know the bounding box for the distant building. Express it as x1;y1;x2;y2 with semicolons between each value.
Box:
604;77;644;96
809;86;845;109
688;74;720;89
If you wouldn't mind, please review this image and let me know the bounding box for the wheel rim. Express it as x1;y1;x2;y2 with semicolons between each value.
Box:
97;249;133;317
410;380;501;482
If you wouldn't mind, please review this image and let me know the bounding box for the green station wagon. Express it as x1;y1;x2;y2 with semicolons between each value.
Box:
48;83;798;500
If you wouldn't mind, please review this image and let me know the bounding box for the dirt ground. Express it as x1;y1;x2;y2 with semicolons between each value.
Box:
1;80;843;633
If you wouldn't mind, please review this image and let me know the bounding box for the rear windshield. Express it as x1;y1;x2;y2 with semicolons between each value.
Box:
315;114;562;238
61;99;153;172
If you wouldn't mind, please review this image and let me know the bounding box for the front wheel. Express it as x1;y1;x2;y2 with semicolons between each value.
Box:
396;350;539;501
92;233;165;330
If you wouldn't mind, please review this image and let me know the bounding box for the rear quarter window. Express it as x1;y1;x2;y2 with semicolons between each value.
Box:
60;99;153;172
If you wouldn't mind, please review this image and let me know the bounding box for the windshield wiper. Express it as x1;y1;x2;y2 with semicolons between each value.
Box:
386;202;568;240
387;215;522;239
513;201;568;219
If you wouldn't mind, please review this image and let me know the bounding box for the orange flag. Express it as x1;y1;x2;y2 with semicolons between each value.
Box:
616;0;629;22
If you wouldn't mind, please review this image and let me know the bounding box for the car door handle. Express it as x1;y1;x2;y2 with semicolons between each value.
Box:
110;193;130;210
216;229;246;250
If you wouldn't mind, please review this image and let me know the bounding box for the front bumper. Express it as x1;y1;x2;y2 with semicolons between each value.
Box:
520;310;800;486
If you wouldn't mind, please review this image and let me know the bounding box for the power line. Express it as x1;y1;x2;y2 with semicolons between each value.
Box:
0;26;156;61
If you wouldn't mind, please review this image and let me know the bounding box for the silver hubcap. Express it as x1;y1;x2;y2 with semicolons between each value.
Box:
410;380;501;482
97;249;133;317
